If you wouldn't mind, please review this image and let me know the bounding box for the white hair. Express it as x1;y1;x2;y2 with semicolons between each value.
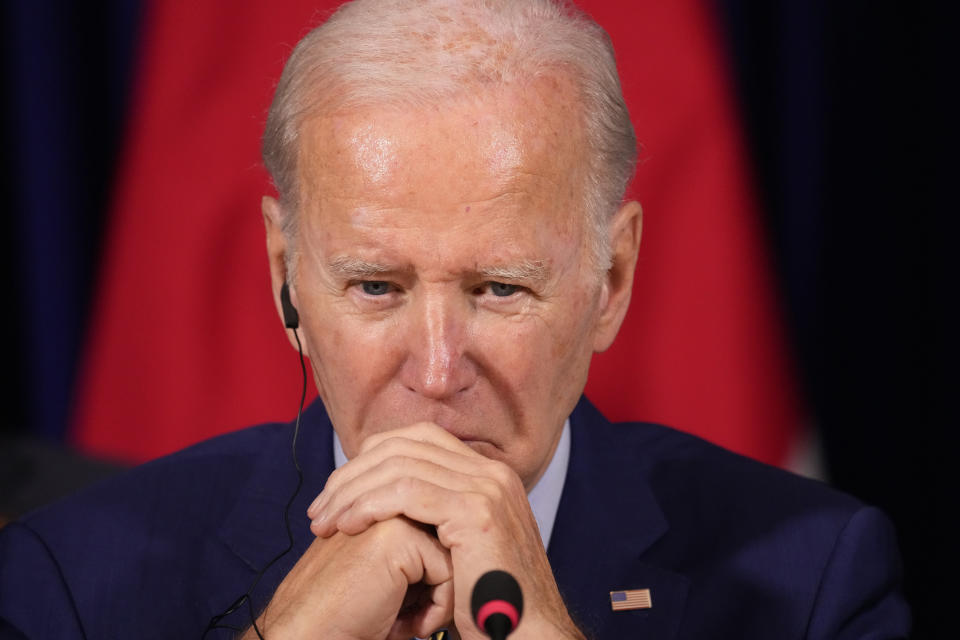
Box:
262;0;636;271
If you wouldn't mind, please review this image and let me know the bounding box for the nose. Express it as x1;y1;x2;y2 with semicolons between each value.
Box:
400;291;476;400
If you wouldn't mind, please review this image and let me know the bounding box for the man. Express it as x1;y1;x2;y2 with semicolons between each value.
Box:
0;1;909;638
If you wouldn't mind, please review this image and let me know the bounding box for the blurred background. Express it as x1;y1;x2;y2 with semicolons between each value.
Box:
1;0;953;636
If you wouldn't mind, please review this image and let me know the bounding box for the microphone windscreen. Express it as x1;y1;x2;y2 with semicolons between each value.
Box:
471;570;523;639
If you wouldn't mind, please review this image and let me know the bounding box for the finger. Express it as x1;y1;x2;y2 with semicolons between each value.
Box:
252;517;456;639
309;436;475;520
359;421;477;456
413;521;456;588
310;455;495;536
389;523;456;640
388;579;454;640
308;434;492;519
325;476;511;550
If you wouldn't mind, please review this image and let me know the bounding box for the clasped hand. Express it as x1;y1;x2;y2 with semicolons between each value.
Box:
245;422;582;640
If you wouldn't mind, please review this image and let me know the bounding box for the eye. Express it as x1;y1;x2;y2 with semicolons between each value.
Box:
487;282;521;297
360;281;392;296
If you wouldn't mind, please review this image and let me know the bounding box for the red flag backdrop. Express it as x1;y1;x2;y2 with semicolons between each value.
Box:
72;0;800;466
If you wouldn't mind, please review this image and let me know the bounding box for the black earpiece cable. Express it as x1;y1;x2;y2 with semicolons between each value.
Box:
202;327;308;638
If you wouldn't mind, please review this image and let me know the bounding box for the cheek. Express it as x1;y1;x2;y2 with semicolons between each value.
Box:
473;311;588;396
305;314;397;395
474;322;539;387
536;292;603;389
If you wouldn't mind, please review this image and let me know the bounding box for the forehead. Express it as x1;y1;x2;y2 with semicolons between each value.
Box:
295;73;589;220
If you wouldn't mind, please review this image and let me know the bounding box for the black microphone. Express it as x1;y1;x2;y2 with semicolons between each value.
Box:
471;570;523;640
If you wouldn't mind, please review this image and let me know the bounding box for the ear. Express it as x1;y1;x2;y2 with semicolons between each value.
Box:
592;200;642;352
263;195;301;352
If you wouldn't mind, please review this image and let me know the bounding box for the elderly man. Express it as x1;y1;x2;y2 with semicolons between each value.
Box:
0;1;908;639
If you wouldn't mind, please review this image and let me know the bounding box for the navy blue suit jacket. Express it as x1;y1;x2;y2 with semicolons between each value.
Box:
0;397;910;638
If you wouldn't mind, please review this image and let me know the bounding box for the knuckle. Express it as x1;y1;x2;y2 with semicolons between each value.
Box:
395;475;420;496
365;520;398;553
476;476;501;497
362;432;404;455
409;421;441;434
464;491;496;525
376;516;407;537
380;435;412;457
350;490;373;513
358;432;383;453
325;465;342;484
389;454;420;475
485;458;517;486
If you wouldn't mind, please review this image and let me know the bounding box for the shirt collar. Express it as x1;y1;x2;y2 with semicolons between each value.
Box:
331;419;571;547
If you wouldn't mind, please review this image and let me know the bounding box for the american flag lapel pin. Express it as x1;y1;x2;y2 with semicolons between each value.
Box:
610;588;653;611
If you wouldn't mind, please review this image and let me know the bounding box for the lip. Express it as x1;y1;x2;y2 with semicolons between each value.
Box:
389;401;500;449
433;424;498;450
462;440;504;457
441;428;487;444
424;411;479;441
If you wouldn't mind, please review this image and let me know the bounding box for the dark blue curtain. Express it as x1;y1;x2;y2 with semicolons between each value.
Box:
719;3;954;636
1;0;143;440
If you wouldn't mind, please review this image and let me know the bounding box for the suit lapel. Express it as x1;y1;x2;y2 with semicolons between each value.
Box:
201;400;335;626
548;398;689;639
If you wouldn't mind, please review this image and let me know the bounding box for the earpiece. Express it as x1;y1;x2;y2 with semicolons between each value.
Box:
280;281;300;329
206;279;308;638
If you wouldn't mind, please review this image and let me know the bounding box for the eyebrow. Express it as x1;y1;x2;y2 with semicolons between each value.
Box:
326;255;549;284
326;256;393;279
477;260;549;284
